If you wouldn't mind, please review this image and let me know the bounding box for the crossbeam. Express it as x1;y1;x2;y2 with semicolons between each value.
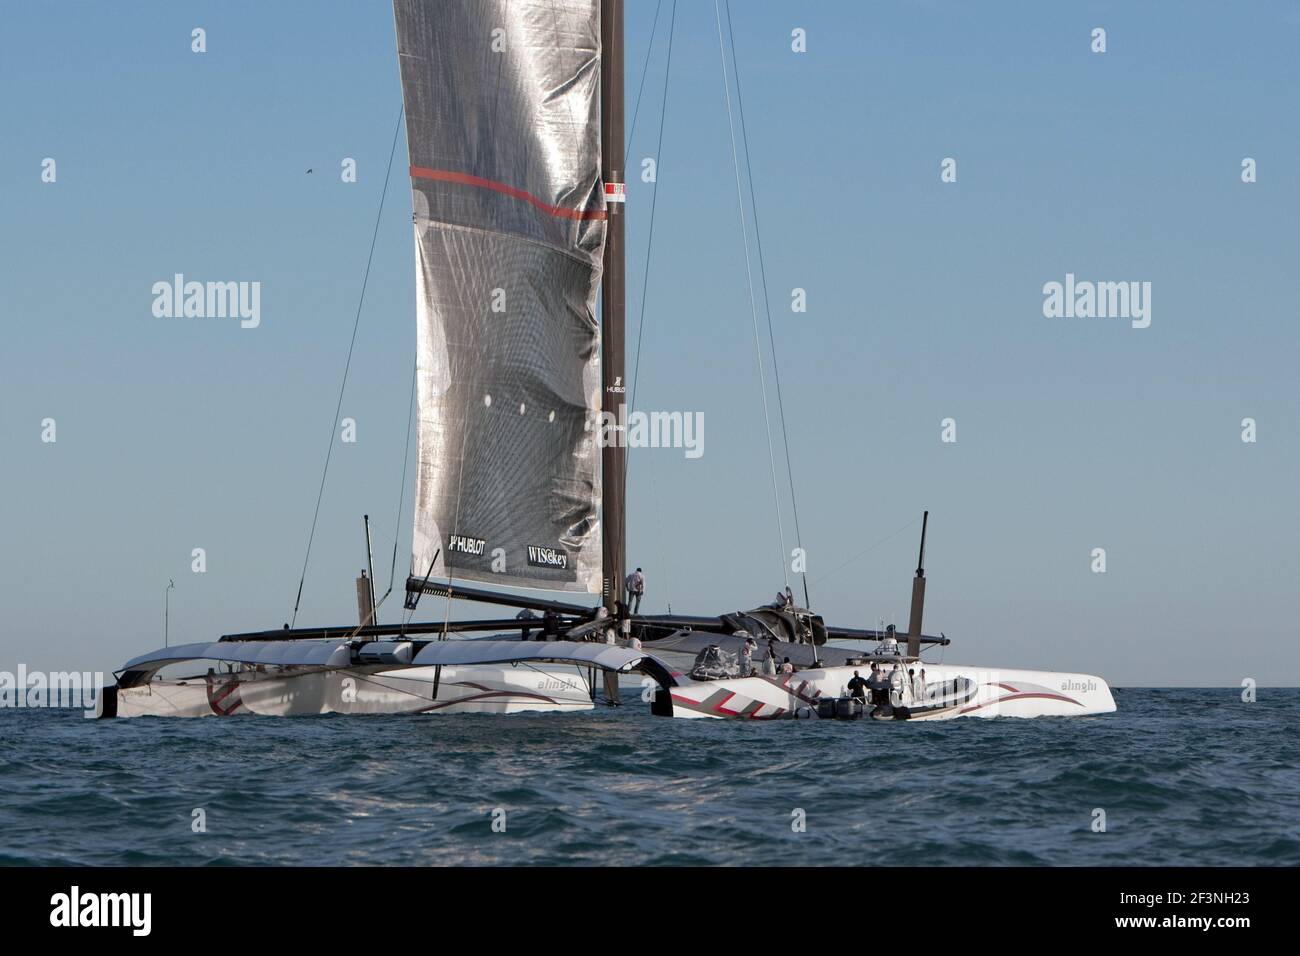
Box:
220;617;582;643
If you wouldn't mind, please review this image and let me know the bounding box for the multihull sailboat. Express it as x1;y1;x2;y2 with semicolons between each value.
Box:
96;0;1114;721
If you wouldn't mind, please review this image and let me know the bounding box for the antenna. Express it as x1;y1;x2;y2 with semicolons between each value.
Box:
164;579;175;648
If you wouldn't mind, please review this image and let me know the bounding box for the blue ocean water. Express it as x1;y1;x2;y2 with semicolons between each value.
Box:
1;688;1296;866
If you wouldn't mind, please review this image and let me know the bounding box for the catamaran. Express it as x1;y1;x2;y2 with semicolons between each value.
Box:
96;0;1114;722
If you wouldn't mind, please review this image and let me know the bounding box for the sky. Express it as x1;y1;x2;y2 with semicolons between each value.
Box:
2;1;1297;686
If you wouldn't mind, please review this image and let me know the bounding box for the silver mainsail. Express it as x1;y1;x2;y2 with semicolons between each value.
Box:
394;0;607;593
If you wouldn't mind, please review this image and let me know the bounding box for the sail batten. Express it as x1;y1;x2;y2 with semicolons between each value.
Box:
395;0;607;594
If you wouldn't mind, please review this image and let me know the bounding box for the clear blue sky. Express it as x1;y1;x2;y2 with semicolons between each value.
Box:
2;1;1297;686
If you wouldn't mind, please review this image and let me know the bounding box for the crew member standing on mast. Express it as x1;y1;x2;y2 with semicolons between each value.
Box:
625;566;645;614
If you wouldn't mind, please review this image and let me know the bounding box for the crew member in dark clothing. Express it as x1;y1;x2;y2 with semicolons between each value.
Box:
542;607;559;641
847;670;869;701
516;608;536;641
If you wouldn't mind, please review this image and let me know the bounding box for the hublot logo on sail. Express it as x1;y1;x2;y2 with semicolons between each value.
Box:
527;545;569;570
447;534;486;556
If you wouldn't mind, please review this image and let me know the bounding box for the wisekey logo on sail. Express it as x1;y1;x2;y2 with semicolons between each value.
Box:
526;545;569;570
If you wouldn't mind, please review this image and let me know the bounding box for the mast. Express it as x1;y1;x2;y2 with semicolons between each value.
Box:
905;511;929;658
600;0;626;615
363;514;377;626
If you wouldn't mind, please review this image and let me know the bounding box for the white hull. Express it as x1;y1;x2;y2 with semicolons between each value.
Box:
105;663;597;718
663;662;1115;720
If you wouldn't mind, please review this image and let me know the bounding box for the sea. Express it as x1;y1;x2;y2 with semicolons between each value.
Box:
1;688;1296;866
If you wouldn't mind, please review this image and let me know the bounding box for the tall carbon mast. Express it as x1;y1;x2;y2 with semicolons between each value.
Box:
600;0;626;615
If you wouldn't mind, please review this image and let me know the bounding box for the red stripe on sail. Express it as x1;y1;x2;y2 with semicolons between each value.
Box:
409;166;607;221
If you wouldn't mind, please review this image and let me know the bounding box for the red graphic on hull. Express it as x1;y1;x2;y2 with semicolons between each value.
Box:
205;676;243;716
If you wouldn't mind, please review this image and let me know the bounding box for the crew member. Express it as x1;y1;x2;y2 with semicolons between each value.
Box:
867;663;887;705
739;637;756;677
625;567;645;613
516;607;536;641
888;662;904;705
847;670;869;701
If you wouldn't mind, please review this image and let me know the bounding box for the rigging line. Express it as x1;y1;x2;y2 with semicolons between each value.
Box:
810;515;921;587
355;359;416;622
387;360;418;594
290;104;405;628
724;0;810;608
624;0;664;157
626;0;674;417
622;0;676;612
647;457;672;612
714;0;788;588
